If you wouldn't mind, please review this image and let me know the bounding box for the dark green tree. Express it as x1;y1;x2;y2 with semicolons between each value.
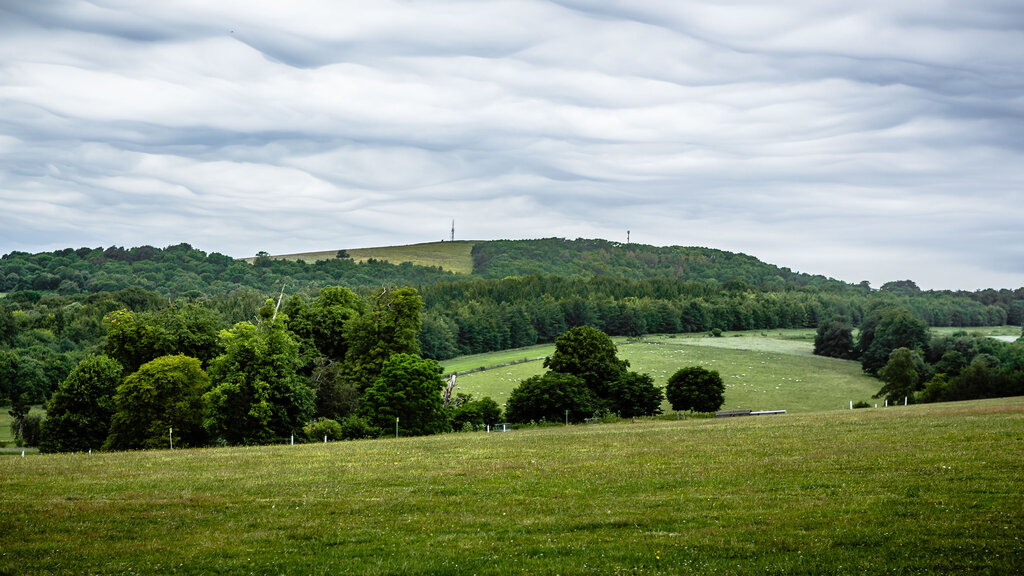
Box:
309;286;364;362
0;304;16;347
39;355;123;453
505;372;597;424
418;310;460;360
874;347;919;404
104;354;209;450
203;308;315;445
606;372;664;417
310;358;360;422
7;394;30;441
665;366;725;413
358;353;450;436
0;349;19;403
104;304;222;374
18;413;44;447
813;316;854;359
450;396;503;430
543;326;629;398
857;307;929;375
344;287;423;391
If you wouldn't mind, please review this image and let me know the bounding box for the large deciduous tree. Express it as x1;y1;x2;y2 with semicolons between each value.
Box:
874;347;920;404
543;325;629;398
104;354;209;450
344;287;423;392
856;307;929;375
39;354;122;453
358;353;450;436
606;371;664;417
310;286;364;362
505;372;596;424
665;366;725;413
813;316;854;359
104;304;222;374
203;305;315;445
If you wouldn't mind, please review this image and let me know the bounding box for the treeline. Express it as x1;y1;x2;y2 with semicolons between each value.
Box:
416;275;1014;359
19;286;500;452
0;243;459;296
2;242;1023;403
814;308;1024;404
471;238;844;287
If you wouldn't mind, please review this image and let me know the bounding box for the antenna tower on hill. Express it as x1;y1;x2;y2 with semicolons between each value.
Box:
451;220;455;242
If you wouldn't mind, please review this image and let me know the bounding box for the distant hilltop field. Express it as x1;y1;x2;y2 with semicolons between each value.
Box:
245;240;477;275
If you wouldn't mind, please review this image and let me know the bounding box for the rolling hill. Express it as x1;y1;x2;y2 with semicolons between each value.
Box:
246;237;848;288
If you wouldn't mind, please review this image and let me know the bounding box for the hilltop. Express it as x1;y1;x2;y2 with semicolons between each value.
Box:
251;237;847;288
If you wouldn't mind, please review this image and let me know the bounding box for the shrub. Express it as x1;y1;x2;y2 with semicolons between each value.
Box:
451;397;502;430
505;372;596;424
605;372;663;417
304;417;343;441
339;415;382;440
665;366;725;413
852;401;870;409
19;413;43;447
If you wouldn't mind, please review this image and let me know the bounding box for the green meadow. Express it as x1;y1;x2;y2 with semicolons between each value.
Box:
260;241;477;274
447;331;882;414
3;398;1022;575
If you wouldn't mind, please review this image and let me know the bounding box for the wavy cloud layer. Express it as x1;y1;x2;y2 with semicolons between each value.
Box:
2;1;1022;289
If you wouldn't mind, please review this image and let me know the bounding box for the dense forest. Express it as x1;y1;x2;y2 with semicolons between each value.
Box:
2;240;1022;408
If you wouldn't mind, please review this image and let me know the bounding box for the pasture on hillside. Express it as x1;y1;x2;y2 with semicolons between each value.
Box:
255;241;477;274
3;398;1022;575
446;331;882;414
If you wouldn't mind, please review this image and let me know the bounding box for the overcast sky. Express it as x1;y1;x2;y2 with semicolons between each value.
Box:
2;1;1022;290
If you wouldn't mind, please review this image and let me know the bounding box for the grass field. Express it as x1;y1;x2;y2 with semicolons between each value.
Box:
3;397;1022;575
931;325;1021;338
447;331;882;414
247;241;477;274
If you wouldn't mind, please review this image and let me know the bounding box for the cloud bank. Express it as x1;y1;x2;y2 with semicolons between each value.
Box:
1;0;1022;290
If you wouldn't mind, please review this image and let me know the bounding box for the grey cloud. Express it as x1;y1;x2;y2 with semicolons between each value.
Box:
0;1;1022;289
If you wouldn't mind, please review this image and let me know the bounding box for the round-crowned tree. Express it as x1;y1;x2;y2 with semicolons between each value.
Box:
606;372;664;417
665;366;725;413
204;312;315;445
813;316;854;359
39;354;123;453
543;325;628;398
505;372;596;424
104;354;209;450
358;353;450;436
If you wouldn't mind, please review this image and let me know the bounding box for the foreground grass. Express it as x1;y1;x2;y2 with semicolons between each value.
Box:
3;398;1022;575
